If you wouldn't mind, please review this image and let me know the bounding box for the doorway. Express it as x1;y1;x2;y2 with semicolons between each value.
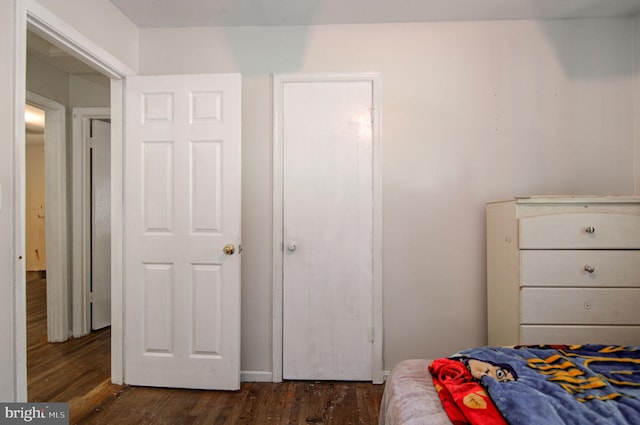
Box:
24;104;46;284
272;73;384;383
24;29;113;400
23;100;112;401
72;109;112;336
25;91;68;343
13;3;131;399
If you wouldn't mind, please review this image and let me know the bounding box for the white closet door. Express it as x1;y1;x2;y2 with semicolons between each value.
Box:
283;79;374;380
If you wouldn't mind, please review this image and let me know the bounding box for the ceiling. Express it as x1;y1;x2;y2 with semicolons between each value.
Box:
110;0;640;28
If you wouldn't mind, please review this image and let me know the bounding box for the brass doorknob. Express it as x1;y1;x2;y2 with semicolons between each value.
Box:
223;244;235;255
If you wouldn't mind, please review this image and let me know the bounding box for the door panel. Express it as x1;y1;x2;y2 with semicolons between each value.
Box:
91;119;111;330
282;80;374;380
124;74;241;390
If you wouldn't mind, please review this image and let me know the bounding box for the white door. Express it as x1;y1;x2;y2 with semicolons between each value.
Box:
91;119;111;330
282;79;374;380
124;74;241;390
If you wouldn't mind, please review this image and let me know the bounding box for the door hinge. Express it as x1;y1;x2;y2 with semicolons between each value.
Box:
371;107;375;124
88;291;94;303
369;326;375;343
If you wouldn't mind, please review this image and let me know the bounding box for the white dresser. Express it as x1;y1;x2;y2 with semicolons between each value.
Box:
486;196;640;347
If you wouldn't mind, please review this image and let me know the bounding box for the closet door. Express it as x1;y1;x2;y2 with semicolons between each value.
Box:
282;78;374;380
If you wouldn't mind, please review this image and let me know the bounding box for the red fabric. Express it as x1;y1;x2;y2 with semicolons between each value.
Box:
429;358;508;425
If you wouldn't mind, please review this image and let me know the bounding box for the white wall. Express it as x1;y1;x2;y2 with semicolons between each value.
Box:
69;74;110;107
3;3;638;400
634;15;640;194
0;0;18;402
26;53;69;105
140;18;636;372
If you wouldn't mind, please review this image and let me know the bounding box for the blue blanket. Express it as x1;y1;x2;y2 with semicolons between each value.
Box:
451;345;640;425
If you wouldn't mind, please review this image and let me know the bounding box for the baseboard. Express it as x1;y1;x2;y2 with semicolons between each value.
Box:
241;370;274;382
240;370;387;383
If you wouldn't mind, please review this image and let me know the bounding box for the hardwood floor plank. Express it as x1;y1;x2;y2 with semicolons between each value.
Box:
27;278;385;424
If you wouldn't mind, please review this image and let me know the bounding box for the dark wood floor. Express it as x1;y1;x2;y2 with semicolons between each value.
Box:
27;279;385;424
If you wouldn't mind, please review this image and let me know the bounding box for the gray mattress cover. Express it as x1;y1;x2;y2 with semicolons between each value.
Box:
379;359;453;425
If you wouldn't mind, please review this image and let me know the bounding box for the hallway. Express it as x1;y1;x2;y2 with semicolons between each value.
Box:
27;277;113;405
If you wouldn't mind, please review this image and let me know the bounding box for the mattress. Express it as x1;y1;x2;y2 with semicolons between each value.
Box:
379;359;453;425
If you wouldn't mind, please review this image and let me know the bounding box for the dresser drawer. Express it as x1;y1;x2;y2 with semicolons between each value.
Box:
519;213;640;249
521;250;640;288
521;325;640;346
521;288;640;325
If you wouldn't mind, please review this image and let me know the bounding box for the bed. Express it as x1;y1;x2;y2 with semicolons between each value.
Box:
380;344;640;425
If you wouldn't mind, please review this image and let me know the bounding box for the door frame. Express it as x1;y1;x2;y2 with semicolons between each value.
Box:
13;0;134;399
272;73;384;384
25;91;68;343
71;107;111;337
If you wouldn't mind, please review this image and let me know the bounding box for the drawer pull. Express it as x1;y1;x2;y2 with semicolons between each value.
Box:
584;265;595;273
585;226;596;234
